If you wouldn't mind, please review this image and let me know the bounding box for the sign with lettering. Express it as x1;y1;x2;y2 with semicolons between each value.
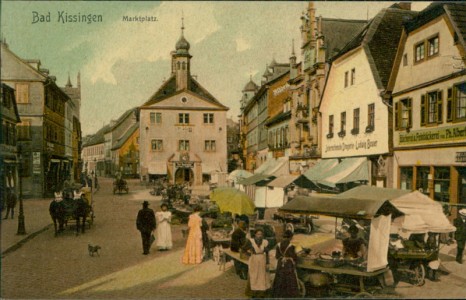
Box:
175;162;194;168
33;152;41;174
325;139;379;153
272;83;290;97
398;125;466;146
456;152;466;163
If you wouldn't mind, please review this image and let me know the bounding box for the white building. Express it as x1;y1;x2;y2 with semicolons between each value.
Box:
139;21;229;185
319;5;416;191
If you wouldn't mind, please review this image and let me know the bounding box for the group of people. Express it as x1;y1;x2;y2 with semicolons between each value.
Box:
136;201;173;255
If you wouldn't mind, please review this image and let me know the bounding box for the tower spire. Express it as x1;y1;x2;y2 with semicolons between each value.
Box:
181;11;185;35
66;73;72;88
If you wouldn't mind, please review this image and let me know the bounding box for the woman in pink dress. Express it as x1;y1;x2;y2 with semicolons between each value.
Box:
182;206;203;264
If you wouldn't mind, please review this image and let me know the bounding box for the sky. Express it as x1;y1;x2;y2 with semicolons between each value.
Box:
1;1;431;136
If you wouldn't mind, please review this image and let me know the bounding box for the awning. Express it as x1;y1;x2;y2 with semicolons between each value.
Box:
254;157;289;176
148;161;167;175
280;194;403;220
317;157;369;187
267;175;299;188
228;169;253;182
302;158;339;181
3;159;18;164
337;186;410;201
238;174;275;186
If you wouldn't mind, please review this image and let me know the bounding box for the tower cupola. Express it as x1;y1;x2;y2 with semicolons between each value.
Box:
173;16;192;91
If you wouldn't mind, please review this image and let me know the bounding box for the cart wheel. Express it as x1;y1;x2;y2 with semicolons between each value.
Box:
286;223;294;234
297;279;306;297
354;292;372;298
410;263;425;286
306;223;313;234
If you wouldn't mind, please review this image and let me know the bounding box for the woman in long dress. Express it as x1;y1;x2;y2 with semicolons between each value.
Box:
272;230;300;298
156;203;173;251
182;206;203;264
242;228;271;298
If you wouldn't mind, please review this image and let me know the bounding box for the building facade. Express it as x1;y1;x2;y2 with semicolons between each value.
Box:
388;3;466;214
1;42;71;197
111;123;139;178
139;22;229;185
320;5;416;190
0;83;20;205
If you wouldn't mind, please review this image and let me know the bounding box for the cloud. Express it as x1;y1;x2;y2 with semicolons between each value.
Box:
235;36;250;52
81;2;220;85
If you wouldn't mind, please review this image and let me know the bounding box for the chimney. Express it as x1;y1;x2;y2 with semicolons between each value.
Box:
397;2;411;10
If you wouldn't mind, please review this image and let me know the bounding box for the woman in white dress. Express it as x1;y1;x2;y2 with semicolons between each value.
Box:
156;203;173;250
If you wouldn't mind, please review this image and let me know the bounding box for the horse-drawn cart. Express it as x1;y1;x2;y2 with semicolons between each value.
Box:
113;178;129;194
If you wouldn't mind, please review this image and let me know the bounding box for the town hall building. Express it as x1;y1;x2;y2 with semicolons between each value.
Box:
139;21;229;185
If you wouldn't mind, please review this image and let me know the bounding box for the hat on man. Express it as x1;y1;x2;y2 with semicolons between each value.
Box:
459;208;466;217
143;201;150;207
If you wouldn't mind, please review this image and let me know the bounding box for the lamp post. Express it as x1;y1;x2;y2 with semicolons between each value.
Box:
17;145;26;235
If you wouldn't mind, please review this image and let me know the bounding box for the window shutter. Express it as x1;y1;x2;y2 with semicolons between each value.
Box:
408;98;412;128
447;88;453;122
421;94;426;126
395;101;400;130
437;90;443;124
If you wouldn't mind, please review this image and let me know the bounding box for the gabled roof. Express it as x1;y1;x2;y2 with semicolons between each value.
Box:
333;7;418;90
1;83;21;123
111;123;139;151
83;124;111;147
104;108;136;134
141;75;228;109
320;18;368;60
405;2;466;52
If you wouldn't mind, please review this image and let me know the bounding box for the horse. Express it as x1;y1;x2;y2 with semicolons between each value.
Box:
49;192;65;236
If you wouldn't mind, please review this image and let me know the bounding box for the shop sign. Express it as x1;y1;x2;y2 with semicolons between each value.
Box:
33;152;41;174
325;139;378;153
175;162;194;168
47;142;55;151
456;151;466;163
272;83;290;97
399;124;466;146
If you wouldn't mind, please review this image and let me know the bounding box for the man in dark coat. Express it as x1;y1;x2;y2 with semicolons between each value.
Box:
136;201;156;255
3;188;17;219
454;209;466;264
231;221;248;279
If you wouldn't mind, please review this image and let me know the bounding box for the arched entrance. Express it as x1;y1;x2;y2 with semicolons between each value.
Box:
174;167;194;185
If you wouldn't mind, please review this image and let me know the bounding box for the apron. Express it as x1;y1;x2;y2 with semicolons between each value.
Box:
248;238;270;291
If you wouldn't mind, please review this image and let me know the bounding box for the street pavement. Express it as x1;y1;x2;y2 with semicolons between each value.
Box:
1;178;465;299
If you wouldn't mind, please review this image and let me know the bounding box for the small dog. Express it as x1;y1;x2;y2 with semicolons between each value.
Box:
88;244;101;257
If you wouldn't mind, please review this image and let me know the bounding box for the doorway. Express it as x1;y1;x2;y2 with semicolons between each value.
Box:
175;168;194;185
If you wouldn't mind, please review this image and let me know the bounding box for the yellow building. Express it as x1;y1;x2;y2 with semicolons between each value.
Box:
111;124;139;178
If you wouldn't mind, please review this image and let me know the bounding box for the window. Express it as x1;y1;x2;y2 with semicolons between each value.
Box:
421;91;443;125
399;167;413;190
344;71;349;88
352;108;360;134
178;113;189;124
203;113;214;124
434;167;450;202
414;42;425;62
15;83;29;103
339;112;346;137
204;140;216;151
327;115;334;138
395;98;412;130
179;140;190;151
151;139;163;151
17;120;31;140
403;54;408;66
416;166;430;196
428;36;439;57
351;68;356;85
367;103;375;132
150;112;155;123
155;113;162;124
453;82;466;121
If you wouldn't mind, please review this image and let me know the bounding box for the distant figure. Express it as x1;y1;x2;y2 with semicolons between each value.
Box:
182;206;204;264
454;209;466;264
156;204;173;251
3;188;17;219
136;201;156;255
242;228;271;298
272;230;300;298
342;225;367;259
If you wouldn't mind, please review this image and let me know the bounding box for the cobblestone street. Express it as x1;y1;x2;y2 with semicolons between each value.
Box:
1;178;465;299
